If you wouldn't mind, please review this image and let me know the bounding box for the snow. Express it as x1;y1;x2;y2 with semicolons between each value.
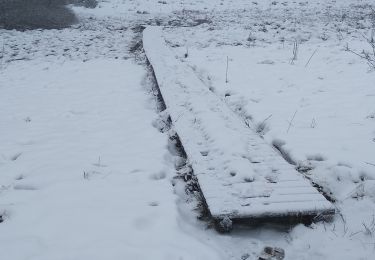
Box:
0;59;222;259
1;0;375;259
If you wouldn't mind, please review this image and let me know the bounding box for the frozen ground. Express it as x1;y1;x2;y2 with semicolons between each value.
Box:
1;0;375;259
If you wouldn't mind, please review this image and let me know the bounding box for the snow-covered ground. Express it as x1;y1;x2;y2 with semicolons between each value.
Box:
165;28;375;198
1;0;375;259
0;58;225;259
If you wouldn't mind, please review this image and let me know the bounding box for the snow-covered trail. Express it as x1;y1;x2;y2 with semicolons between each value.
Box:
143;27;333;224
1;0;375;259
0;59;224;260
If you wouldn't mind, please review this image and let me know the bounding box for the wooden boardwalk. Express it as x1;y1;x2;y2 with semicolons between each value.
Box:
143;27;334;230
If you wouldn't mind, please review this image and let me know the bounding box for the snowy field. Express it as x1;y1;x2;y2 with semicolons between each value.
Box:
1;0;375;259
0;58;222;259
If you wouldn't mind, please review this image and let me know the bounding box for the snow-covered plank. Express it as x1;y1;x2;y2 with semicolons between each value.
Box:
143;26;335;221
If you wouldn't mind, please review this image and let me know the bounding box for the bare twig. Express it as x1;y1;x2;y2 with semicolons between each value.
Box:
346;47;375;68
255;114;272;135
290;39;299;64
287;110;298;133
225;56;229;83
305;48;318;67
255;114;272;127
345;30;375;69
349;230;363;238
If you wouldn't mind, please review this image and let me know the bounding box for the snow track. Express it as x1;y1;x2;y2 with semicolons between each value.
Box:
143;27;334;222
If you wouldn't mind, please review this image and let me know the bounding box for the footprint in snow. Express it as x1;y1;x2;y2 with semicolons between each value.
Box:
150;170;167;180
13;184;38;191
148;201;159;207
9;152;22;161
14;174;24;180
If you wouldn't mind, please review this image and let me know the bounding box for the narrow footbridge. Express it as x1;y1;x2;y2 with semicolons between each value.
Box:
143;27;334;230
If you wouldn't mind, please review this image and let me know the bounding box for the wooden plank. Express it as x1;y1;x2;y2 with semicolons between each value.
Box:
143;27;335;223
